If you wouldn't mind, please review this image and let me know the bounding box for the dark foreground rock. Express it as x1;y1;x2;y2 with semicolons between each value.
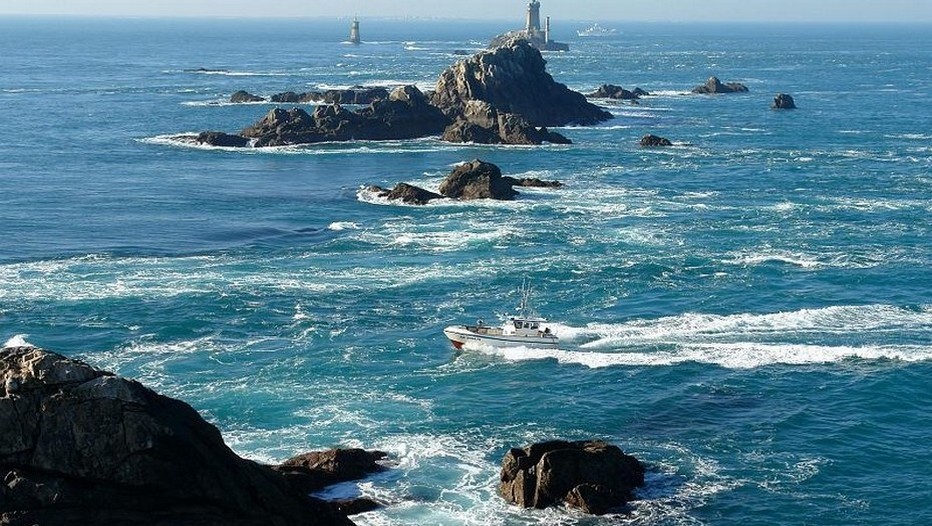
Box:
639;134;673;147
772;93;797;109
442;100;570;145
692;76;749;94
0;345;355;526
432;39;612;127
500;440;644;515
587;84;649;100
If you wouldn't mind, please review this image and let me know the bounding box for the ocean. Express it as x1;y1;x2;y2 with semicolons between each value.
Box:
1;16;931;525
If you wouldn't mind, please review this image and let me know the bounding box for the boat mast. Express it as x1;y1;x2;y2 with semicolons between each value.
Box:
517;278;533;318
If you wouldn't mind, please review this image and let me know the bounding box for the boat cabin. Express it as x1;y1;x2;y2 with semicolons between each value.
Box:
505;316;551;337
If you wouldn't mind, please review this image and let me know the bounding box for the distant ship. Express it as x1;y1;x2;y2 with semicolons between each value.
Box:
577;23;618;37
489;1;569;52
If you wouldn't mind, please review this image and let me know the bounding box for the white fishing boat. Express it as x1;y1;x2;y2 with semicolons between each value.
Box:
443;280;559;350
577;23;618;37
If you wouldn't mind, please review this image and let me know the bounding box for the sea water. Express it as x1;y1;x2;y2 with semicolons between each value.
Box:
1;17;931;525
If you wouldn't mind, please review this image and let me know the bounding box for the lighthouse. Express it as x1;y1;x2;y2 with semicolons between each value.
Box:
490;1;568;52
526;1;542;33
349;17;360;44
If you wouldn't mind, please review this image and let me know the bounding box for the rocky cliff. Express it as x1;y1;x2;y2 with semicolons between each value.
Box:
0;345;355;526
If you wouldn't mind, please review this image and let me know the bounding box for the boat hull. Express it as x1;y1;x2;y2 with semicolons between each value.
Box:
443;326;559;350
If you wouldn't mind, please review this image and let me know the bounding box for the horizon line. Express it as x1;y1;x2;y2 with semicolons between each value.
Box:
1;13;931;25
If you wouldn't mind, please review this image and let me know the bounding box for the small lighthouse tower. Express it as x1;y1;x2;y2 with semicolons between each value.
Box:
526;1;542;33
349;17;361;44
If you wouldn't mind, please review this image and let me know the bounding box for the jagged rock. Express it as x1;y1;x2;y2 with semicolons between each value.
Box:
442;100;570;145
439;159;518;201
0;346;354;526
431;39;611;127
633;87;651;97
692;76;749;94
230;90;265;103
500;440;644;515
587;84;639;100
772;93;797;109
195;131;250;147
639;134;673;147
355;86;450;140
241;107;324;146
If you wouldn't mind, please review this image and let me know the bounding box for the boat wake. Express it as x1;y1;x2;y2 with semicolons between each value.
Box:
465;304;932;369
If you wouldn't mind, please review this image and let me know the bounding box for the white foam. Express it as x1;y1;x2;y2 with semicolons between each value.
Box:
478;341;932;370
3;334;34;349
724;250;824;269
181;99;272;107
481;305;932;369
328;221;360;231
141;135;452;155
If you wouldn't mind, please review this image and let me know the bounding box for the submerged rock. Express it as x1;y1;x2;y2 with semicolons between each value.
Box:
692;76;749;94
772;93;797;109
366;183;444;205
504;176;563;188
230;90;265;103
639;134;673;147
500;440;644;515
0;346;354;526
195;131;250;147
274;448;388;495
439;159;518;201
431;39;611;127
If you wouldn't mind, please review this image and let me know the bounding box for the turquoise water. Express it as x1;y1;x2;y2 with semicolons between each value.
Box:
2;17;931;525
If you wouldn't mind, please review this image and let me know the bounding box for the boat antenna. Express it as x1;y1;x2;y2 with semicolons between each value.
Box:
517;277;533;318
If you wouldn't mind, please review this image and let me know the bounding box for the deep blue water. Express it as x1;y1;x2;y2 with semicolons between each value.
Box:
2;16;932;525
